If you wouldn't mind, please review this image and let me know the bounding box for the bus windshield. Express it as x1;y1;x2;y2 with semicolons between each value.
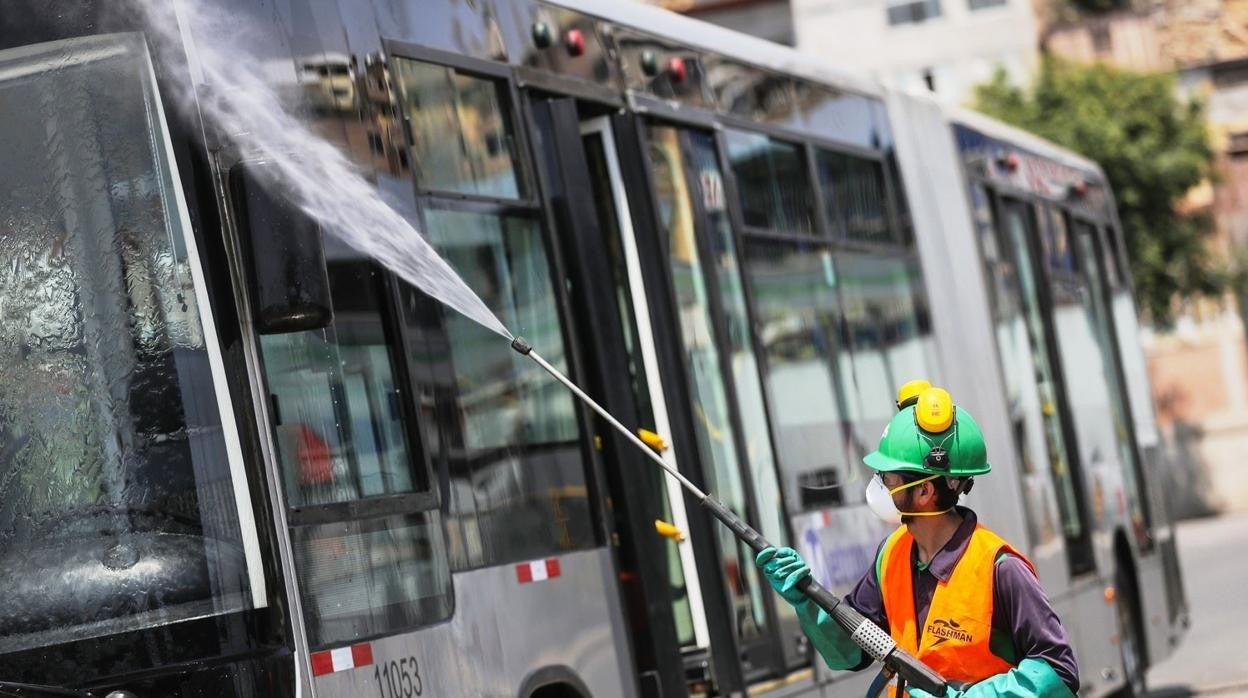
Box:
0;34;263;654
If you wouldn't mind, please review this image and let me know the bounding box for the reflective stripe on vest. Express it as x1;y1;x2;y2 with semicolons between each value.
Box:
878;524;1038;689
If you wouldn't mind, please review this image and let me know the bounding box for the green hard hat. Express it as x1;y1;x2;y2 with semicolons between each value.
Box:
864;396;990;477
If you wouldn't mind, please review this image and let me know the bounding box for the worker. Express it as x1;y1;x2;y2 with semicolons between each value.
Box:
755;385;1079;697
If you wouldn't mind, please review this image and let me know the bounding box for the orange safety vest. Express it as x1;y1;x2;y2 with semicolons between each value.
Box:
879;523;1037;691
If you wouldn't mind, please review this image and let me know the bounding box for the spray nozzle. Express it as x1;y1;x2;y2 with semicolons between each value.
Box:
511;336;532;355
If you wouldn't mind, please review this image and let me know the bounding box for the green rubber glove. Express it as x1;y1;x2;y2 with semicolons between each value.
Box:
754;547;864;670
755;547;810;604
905;658;1076;698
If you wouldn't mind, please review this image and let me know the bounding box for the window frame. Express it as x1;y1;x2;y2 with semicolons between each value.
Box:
383;40;606;571
272;263;441;529
970;186;1098;575
386;40;542;208
722;127;818;236
730;123;928;515
886;0;944;25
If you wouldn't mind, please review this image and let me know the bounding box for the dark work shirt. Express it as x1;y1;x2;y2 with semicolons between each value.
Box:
845;507;1080;692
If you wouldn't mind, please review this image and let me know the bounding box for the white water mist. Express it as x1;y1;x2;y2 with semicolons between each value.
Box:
133;0;512;340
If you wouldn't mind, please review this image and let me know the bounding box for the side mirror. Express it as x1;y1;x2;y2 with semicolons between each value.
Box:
230;162;333;334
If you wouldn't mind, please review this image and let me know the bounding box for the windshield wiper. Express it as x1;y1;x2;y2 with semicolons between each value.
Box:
0;680;90;697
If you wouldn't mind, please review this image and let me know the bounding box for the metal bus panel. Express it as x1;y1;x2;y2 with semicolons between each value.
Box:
308;548;632;696
881;91;1040;577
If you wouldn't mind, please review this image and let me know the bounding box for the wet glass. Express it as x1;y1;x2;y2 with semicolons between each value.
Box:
258;237;454;646
0;35;258;652
260;249;425;506
412;208;594;568
392;58;523;199
724;130;814;233
293;512;451;648
817;150;892;242
647;124;770;645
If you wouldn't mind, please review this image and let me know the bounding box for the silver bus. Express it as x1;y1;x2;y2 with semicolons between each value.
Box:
0;0;1184;696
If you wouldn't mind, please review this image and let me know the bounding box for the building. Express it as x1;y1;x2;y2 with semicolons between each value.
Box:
786;0;1040;103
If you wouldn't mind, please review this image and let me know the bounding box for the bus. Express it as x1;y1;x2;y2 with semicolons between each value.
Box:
0;1;1184;697
886;96;1191;697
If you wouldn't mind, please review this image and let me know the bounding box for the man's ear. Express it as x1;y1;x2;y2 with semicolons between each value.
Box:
919;480;938;504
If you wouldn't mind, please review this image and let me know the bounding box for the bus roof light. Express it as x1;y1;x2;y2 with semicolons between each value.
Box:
667;56;687;83
564;28;585;57
641;50;659;76
532;21;553;49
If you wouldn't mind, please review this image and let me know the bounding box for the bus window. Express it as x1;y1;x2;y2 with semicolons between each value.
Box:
836;251;935;457
259;240;453;648
0;34;262;653
816;149;892;243
392;58;525;199
724;129;815;233
1071;218;1151;548
408;211;594;568
391;56;595;571
744;239;853;513
262;258;423;505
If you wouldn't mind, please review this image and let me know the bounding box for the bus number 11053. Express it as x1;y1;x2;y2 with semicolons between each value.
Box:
374;656;423;697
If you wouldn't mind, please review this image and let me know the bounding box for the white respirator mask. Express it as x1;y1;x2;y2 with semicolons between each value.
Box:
864;475;902;525
864;473;950;524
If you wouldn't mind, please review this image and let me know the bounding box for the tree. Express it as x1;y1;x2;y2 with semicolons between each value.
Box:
974;58;1221;325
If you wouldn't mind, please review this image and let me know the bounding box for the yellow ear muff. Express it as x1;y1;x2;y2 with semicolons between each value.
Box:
915;387;954;433
896;379;932;411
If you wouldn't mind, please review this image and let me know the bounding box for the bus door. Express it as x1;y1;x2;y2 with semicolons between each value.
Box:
993;197;1133;688
526;96;705;698
989;196;1096;581
624;120;795;690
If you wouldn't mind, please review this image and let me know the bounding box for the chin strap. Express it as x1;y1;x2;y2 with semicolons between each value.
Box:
899;506;957;518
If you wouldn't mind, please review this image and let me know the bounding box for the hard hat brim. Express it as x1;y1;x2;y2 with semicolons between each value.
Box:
863;449;992;476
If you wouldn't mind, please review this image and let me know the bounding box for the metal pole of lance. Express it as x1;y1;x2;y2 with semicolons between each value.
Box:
509;336;951;696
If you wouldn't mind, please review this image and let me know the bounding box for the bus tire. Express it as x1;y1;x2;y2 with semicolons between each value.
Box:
1111;547;1148;698
519;666;591;698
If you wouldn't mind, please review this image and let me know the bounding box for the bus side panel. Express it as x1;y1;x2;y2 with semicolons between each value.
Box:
883;91;1053;583
310;548;633;697
1135;539;1177;666
1064;580;1122;697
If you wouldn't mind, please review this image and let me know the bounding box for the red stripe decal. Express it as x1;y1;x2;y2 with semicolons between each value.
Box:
516;562;533;583
546;557;561;579
352;643;374;667
310;651;334;677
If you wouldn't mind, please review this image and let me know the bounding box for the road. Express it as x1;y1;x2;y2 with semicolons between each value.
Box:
1147;513;1248;697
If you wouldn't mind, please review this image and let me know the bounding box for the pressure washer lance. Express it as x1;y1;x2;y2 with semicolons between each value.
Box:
511;337;948;695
